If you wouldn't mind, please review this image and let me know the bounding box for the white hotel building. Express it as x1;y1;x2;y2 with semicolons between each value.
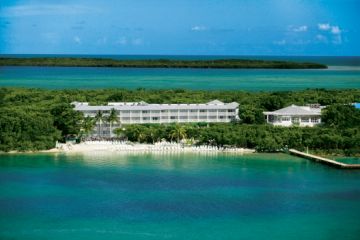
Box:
263;104;324;127
73;100;239;136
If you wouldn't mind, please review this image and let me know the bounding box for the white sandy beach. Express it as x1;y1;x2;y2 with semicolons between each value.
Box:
52;141;255;155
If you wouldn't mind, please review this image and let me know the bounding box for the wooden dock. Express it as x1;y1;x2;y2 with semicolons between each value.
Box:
289;149;360;169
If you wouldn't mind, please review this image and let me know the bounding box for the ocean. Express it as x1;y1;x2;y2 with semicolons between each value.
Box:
0;153;360;240
0;55;359;91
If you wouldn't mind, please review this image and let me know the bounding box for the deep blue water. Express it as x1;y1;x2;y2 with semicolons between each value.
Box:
1;153;360;240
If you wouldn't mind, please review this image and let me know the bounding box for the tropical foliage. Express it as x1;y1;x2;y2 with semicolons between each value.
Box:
0;87;359;154
0;57;327;69
117;123;360;155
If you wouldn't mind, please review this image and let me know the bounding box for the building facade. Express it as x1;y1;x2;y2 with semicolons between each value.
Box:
263;104;324;127
73;100;239;136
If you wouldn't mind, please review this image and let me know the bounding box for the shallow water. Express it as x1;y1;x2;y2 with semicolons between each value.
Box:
1;55;360;91
1;153;360;240
1;66;360;91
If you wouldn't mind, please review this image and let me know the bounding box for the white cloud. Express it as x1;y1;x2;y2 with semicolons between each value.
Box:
332;35;342;44
317;23;343;44
331;26;341;34
74;36;82;44
318;23;341;34
273;39;286;45
116;37;127;45
316;34;328;43
292;25;308;32
191;25;208;31
0;4;99;17
318;23;331;31
132;38;143;46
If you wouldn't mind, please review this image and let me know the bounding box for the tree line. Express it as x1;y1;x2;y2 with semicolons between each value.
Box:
0;57;327;69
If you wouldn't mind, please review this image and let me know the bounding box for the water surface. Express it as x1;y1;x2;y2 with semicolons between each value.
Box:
1;153;360;240
1;66;360;90
1;55;359;90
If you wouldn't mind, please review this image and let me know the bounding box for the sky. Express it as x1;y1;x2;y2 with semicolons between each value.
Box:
0;0;359;56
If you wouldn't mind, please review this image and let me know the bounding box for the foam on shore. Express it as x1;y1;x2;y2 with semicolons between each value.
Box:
55;141;255;155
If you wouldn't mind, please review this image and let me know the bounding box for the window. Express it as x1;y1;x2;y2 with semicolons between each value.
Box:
292;117;299;123
228;109;235;112
180;109;188;113
282;117;290;121
151;110;160;113
209;109;217;112
190;109;198;112
161;110;168;113
143;117;150;120
170;116;177;119
311;118;319;123
152;117;159;121
142;110;149;114
170;110;178;113
301;117;309;123
200;109;206;113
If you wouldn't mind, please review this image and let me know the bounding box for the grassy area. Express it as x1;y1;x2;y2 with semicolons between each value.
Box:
0;57;328;69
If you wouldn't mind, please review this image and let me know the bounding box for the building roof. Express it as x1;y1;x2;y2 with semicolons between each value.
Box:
263;104;323;116
72;100;239;111
206;100;224;105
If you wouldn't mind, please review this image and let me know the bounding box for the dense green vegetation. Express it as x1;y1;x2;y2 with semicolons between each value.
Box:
0;57;327;69
116;123;360;155
0;87;359;154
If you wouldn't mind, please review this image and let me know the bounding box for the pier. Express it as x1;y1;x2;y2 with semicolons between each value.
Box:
289;149;360;169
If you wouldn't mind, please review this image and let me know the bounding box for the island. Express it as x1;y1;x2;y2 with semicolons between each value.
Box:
0;57;328;69
1;87;359;157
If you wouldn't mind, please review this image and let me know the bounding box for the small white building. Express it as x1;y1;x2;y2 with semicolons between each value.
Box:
263;104;324;127
72;100;239;137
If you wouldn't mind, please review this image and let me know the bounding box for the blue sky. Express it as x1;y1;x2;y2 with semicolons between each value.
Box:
0;0;359;55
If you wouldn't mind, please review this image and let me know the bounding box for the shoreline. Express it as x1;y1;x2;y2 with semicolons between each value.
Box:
56;141;256;155
3;141;255;155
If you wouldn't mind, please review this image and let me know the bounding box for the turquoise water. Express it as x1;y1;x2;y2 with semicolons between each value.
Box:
1;153;360;240
1;66;360;90
1;55;360;90
335;157;360;164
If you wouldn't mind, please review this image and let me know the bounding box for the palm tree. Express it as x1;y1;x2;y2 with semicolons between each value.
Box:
81;116;96;140
169;124;187;143
148;126;158;144
95;110;104;137
107;108;119;137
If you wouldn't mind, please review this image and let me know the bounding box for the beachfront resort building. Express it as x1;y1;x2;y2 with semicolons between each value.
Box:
72;100;239;136
263;104;325;127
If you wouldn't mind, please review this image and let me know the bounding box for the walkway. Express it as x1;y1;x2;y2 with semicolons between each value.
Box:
289;149;360;169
